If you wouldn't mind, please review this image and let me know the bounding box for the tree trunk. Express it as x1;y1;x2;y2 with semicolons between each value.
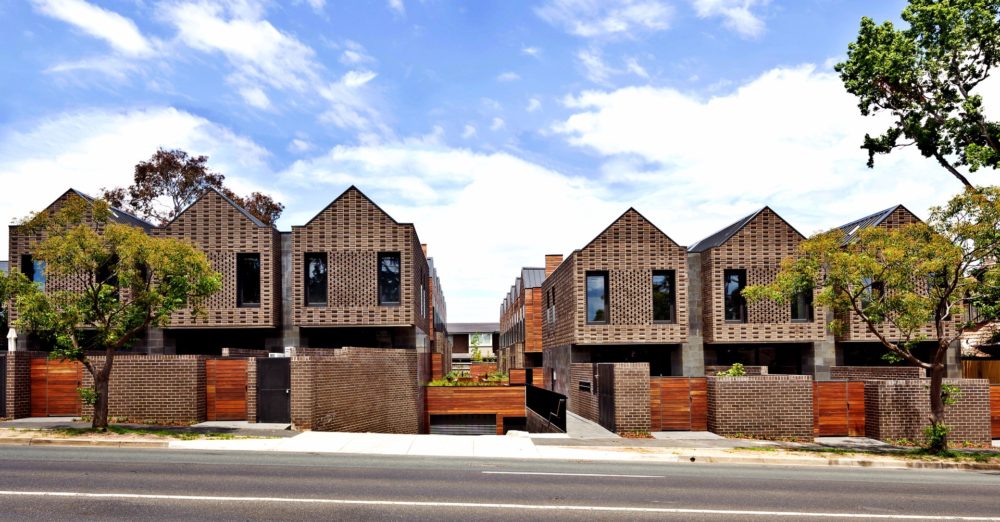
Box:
91;352;115;431
927;362;948;453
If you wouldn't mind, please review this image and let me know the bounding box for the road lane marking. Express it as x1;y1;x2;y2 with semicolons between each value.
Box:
0;491;996;520
483;471;664;478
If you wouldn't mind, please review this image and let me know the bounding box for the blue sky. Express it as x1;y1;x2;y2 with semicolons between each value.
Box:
1;0;997;321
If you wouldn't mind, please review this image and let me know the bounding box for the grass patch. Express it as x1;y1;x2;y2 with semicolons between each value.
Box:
733;445;1000;463
47;426;253;441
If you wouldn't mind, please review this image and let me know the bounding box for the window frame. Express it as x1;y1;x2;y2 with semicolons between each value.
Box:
651;269;677;324
378;251;402;306
236;253;262;308
585;271;609;325
790;288;813;322
723;269;747;323
304;252;328;307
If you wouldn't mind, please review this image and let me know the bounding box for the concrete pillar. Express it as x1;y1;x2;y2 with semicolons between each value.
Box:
682;252;706;377
946;338;961;378
812;339;836;381
279;232;300;350
143;327;166;355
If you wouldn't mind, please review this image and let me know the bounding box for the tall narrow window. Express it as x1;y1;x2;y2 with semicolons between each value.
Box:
723;269;747;322
790;288;813;322
652;270;676;323
378;252;401;305
586;272;608;324
304;253;327;306
21;254;45;290
96;255;120;299
861;277;885;309
237;253;261;307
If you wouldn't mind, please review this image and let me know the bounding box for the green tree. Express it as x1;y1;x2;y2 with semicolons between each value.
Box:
744;187;1000;452
836;0;1000;187
102;148;285;225
11;197;221;429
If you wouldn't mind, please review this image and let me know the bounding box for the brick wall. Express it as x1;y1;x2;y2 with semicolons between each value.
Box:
864;379;991;445
705;365;768;376
5;352;31;419
612;362;651;433
290;347;421;433
830;366;925;381
246;357;258;423
569;363;598;423
82;355;206;423
707;375;814;439
700;208;826;344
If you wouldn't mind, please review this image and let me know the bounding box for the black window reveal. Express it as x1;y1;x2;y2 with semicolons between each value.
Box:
652;270;676;323
723;269;747;322
586;271;608;324
790;288;813;322
21;254;45;289
237;253;261;307
305;253;327;306
378;252;401;305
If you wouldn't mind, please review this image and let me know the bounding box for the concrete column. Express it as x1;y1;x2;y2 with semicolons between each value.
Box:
946;338;961;378
279;232;300;350
681;252;706;377
812;339;836;381
143;327;166;355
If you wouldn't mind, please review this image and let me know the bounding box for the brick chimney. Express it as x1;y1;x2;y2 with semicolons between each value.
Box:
421;244;428;257
545;254;563;277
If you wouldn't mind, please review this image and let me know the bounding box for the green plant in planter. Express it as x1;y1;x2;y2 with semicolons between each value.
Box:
716;363;746;377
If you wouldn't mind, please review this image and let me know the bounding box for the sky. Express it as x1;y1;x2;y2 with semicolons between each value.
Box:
1;0;998;322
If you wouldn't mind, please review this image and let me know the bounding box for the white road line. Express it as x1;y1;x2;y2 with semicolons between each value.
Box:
483;471;664;478
0;491;997;520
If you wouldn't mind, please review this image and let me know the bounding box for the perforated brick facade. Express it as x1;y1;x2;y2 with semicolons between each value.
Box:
707;374;814;439
154;189;281;328
81;355;206;423
290;187;430;337
864;378;990;444
541;209;689;349
830;366;926;381
699;208;826;344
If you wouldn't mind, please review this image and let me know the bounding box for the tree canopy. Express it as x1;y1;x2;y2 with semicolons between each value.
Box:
103;148;285;225
836;0;1000;187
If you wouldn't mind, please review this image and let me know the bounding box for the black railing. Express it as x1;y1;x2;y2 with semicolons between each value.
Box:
526;385;566;432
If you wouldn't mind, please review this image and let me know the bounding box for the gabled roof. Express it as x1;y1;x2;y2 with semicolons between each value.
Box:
834;204;919;245
300;185;406;228
688;206;805;253
65;188;156;230
163;186;269;228
521;267;546;289
581;207;682;253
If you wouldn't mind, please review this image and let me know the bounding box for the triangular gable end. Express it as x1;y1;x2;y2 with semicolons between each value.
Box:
25;188;155;231
300;185;403;228
163;187;268;229
580;208;683;254
720;207;806;248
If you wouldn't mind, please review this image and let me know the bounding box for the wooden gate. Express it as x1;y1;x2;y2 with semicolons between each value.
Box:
650;377;708;431
813;381;865;437
206;359;248;421
30;358;82;417
597;364;616;433
991;385;999;439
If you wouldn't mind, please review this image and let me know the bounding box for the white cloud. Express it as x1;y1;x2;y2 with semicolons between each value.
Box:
318;71;390;137
691;0;769;38
555;64;994;243
625;56;649;78
521;46;541;57
490;117;505;131
289;138;314;153
305;0;325;12
535;0;673;38
0;107;276;257
388;0;404;15
527;98;542;112
339;40;374;65
31;0;153;57
577;49;615;84
239;86;271;109
497;72;520;82
462;125;477;139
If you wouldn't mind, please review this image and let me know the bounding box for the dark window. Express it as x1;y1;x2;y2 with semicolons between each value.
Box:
652;270;676;323
378;252;401;305
790;289;813;322
237;253;261;307
21;254;45;289
723;269;747;322
304;253;327;306
861;277;885;308
96;255;120;299
586;272;608;324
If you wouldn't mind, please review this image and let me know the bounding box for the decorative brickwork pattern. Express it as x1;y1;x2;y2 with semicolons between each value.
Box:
700;208;826;343
612;362;651;432
707;375;814;439
863;379;991;445
830;366;926;381
81;355;206;423
154;189;281;328
4;352;31;419
290;187;429;337
542;209;688;350
290;347;420;433
705;365;768;376
569;363;599;423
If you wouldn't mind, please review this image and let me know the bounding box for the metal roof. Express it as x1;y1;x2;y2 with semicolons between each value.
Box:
688;207;766;253
834;205;902;245
447;322;500;334
68;189;156;230
521;267;546;288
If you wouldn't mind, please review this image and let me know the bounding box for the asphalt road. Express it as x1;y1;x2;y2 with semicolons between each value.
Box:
0;446;999;521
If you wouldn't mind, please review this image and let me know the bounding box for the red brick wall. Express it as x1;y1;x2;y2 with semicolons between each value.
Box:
4;352;32;419
290;347;421;433
863;379;991;445
246;357;258;423
707;375;814;439
570;363;598;423
81;355;206;423
612;362;651;433
830;366;925;381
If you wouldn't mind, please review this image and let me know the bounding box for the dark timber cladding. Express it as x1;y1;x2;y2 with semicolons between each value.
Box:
291;186;431;348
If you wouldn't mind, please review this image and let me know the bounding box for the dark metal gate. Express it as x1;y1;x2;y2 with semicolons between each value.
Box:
1;355;6;418
597;364;616;433
257;358;290;424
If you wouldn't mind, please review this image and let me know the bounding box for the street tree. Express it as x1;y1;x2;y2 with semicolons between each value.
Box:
11;197;221;430
102;148;284;225
836;0;1000;187
744;187;1000;452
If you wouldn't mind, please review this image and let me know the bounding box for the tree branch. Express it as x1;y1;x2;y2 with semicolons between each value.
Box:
932;152;974;188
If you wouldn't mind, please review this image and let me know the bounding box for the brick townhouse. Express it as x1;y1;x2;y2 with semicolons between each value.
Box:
688;206;828;377
540;208;692;398
498;265;548;373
